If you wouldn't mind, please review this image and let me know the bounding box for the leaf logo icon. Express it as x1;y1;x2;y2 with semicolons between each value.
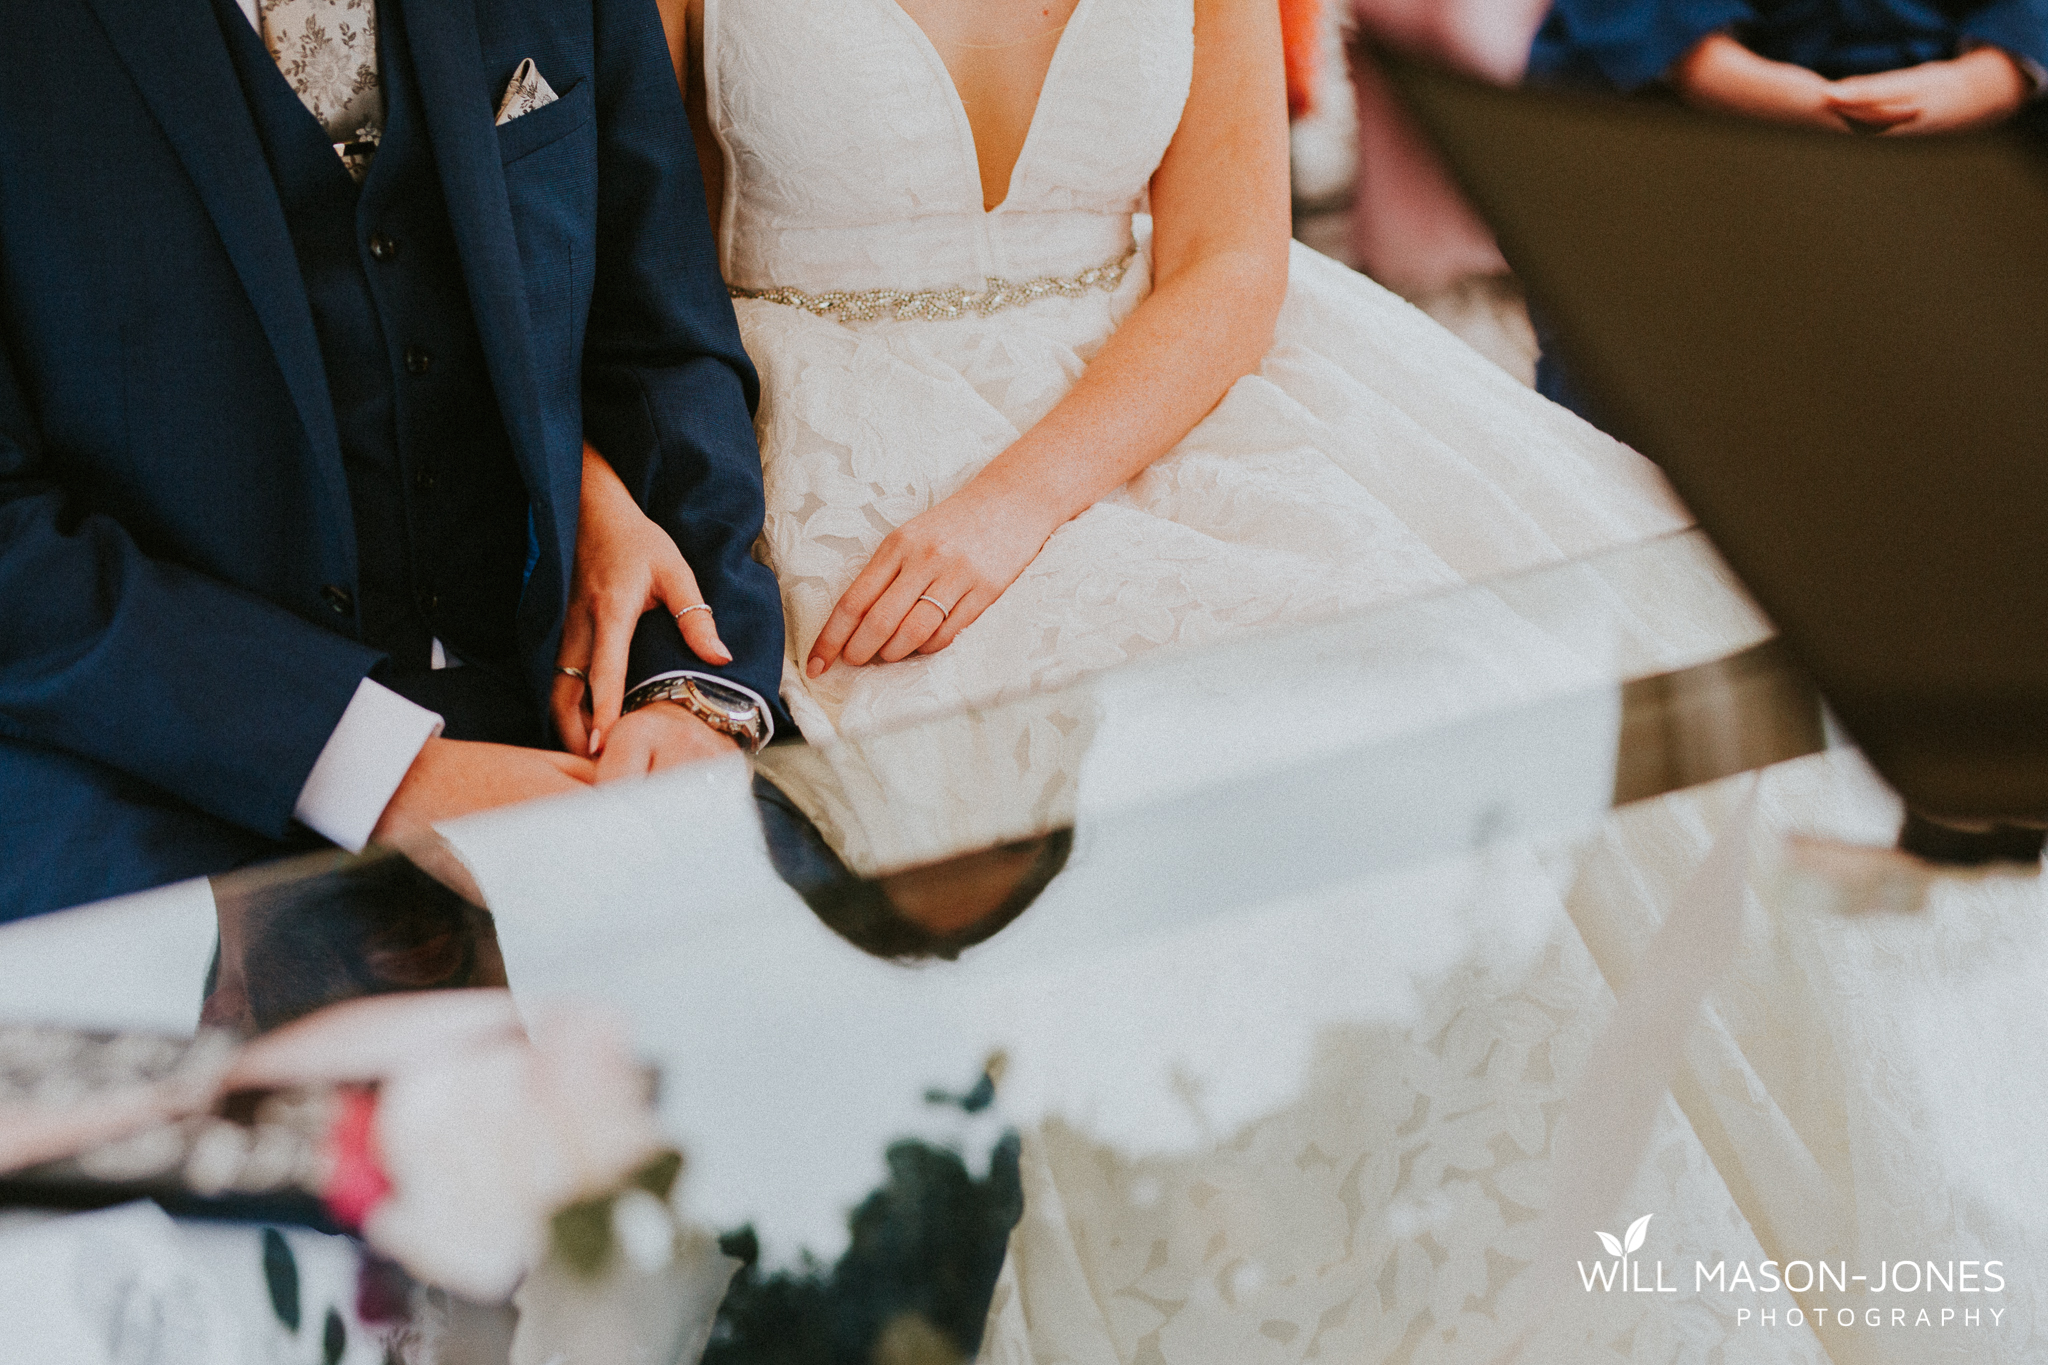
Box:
1595;1230;1623;1257
1624;1214;1653;1255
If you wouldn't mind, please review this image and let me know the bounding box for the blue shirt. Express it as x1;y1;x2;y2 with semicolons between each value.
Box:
1530;0;2048;89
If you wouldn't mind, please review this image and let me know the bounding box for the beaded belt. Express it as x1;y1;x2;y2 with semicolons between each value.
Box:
729;246;1137;324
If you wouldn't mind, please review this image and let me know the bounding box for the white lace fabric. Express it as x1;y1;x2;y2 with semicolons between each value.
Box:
966;749;2048;1365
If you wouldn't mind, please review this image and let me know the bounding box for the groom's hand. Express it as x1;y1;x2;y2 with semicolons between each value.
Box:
371;738;597;847
593;701;738;783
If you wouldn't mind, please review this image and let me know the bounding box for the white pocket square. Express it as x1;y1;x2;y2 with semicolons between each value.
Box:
495;58;558;126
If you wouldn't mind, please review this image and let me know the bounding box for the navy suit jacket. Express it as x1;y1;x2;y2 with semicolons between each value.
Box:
1532;0;2048;89
0;0;788;916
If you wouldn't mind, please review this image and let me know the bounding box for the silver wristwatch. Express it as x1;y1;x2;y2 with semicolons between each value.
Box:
621;675;767;754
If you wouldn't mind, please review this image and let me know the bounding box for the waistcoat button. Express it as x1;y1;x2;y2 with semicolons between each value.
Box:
404;345;433;375
321;584;354;615
368;232;399;263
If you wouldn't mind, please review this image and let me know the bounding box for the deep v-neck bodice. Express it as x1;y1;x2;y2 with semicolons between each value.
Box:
880;0;1088;213
704;0;1193;295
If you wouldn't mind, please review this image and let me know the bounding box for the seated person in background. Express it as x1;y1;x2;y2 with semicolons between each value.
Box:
1531;0;2046;132
1524;0;2048;413
201;850;506;1037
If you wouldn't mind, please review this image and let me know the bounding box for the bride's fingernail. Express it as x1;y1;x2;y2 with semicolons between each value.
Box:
588;729;603;757
806;656;824;678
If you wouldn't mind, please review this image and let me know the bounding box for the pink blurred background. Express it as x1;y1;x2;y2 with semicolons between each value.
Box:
1345;0;1550;295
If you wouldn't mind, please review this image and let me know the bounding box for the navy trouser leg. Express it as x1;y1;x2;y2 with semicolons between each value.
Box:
1;667;548;924
752;772;858;902
0;736;303;924
1528;301;1609;433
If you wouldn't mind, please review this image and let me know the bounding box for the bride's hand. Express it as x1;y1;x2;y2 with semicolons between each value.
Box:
806;485;1059;675
554;443;733;754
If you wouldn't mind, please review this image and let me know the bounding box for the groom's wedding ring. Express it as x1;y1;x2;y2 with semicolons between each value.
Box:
915;594;953;619
675;603;714;621
555;666;589;685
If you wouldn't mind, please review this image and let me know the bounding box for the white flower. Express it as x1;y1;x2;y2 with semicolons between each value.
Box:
366;1003;663;1303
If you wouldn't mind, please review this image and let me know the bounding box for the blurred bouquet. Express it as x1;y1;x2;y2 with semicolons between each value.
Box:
229;993;690;1301
1;994;732;1320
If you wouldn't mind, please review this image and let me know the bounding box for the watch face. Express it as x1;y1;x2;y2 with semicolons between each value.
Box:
688;677;758;720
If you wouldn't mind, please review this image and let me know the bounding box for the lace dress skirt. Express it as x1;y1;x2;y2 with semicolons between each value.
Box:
744;230;1688;872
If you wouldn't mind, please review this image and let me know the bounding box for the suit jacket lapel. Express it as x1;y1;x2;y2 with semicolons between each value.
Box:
398;1;566;533
81;0;355;567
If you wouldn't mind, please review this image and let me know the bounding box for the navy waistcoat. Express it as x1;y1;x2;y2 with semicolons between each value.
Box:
212;0;531;680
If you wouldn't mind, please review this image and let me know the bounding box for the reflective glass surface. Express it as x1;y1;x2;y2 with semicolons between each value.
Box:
4;529;2044;1363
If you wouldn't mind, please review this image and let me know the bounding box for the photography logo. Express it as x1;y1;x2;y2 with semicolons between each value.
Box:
1581;1214;1672;1292
1576;1210;2010;1332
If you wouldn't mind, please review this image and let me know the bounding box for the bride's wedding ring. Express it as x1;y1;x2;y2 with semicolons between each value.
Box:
555;666;589;682
915;594;952;619
675;603;714;621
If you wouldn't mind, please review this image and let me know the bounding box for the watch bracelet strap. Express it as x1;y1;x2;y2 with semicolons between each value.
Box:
620;677;670;712
622;676;766;752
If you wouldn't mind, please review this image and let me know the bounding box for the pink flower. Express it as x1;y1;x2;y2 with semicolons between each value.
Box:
322;1086;390;1229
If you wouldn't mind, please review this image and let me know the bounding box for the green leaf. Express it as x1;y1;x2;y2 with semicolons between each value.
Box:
551;1198;615;1277
632;1149;684;1201
262;1228;301;1333
323;1307;346;1365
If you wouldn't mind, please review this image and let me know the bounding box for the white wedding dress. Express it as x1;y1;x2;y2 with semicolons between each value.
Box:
705;0;1688;775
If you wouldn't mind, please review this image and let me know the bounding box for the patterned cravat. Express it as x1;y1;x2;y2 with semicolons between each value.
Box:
257;0;384;177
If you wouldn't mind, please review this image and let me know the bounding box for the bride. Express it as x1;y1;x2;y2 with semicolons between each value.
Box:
514;8;2048;1356
556;0;1683;858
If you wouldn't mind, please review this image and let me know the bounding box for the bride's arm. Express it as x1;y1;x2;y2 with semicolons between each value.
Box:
806;0;1291;676
656;0;724;239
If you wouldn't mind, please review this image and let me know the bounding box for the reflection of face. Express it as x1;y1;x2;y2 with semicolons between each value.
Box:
198;894;256;1034
879;841;1051;936
798;830;1073;962
200;851;507;1036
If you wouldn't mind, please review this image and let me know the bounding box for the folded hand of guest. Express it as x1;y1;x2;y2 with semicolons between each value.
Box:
1670;33;1857;132
555;443;733;756
1826;48;2032;135
806;483;1060;675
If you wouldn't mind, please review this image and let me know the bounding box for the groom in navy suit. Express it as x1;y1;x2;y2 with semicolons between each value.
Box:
0;0;788;920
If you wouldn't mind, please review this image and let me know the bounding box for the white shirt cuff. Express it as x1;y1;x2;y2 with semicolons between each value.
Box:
633;670;776;747
293;679;445;852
